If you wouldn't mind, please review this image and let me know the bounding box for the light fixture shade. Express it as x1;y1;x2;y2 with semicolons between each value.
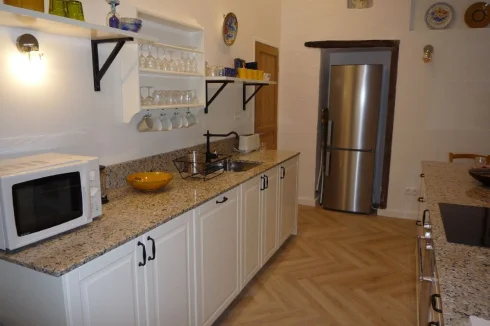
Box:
16;33;40;53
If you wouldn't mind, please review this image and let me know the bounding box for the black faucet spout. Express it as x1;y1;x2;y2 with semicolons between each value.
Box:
203;130;240;161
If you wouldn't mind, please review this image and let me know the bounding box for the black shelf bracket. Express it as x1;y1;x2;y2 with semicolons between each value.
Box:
205;80;234;114
243;83;265;111
91;37;134;92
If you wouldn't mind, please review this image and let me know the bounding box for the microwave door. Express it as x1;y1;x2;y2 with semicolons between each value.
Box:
1;164;90;250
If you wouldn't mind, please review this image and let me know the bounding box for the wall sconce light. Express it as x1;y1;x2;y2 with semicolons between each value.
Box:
16;33;44;61
423;45;434;63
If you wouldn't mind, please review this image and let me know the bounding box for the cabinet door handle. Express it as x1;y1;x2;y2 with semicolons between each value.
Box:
418;197;425;202
420;173;425;178
137;241;146;267
431;294;443;313
416;220;422;226
265;175;269;189
216;196;228;204
281;166;286;179
147;236;156;261
428;322;440;326
261;176;265;191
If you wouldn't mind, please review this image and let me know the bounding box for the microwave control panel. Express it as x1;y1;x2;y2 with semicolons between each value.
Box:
89;170;102;218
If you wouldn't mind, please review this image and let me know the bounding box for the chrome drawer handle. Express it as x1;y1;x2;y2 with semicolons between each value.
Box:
417;236;435;283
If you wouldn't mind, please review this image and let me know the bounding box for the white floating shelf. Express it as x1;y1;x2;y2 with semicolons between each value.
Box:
139;69;205;78
0;4;158;42
141;103;205;110
145;42;203;54
206;77;277;85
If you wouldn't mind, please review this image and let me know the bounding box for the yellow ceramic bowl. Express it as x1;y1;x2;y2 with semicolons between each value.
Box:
126;172;173;192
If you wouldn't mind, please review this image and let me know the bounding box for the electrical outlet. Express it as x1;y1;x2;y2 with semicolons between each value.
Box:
404;187;418;196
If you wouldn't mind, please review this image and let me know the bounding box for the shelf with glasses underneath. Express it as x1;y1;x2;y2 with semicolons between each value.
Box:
141;42;203;54
205;77;277;114
139;69;204;78
141;103;205;110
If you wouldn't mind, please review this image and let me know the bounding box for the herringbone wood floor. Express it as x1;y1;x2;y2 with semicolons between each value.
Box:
215;205;417;326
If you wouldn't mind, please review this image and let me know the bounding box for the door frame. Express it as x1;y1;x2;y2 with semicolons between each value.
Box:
304;40;400;210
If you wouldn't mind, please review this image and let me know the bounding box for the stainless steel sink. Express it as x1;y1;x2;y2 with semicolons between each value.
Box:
221;160;262;172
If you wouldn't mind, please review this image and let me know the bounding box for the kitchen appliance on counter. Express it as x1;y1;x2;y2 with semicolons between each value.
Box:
322;64;383;214
439;203;490;248
416;209;444;326
238;134;260;153
0;153;102;251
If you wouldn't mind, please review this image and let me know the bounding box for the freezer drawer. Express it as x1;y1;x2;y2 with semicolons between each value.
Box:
323;149;375;214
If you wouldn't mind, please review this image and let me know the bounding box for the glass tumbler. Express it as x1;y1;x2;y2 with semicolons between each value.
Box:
474;156;487;168
49;0;67;17
66;0;84;20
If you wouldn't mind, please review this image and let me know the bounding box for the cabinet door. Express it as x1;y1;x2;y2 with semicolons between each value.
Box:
279;157;299;245
240;175;262;290
262;167;279;265
64;239;147;326
145;211;195;326
195;188;240;326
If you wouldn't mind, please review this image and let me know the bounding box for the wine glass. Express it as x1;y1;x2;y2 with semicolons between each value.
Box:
152;89;164;105
191;90;198;104
177;52;185;72
169;51;177;72
191;54;198;73
141;87;154;106
161;48;170;71
155;46;163;71
184;53;191;73
138;44;146;69
145;45;157;69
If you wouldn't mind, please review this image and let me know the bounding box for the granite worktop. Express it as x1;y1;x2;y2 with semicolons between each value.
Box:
422;161;490;326
0;150;299;277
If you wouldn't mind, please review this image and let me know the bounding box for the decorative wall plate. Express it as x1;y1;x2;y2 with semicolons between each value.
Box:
464;2;490;28
425;2;454;29
223;13;238;46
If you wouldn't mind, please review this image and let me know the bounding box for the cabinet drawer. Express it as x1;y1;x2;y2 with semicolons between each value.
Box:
198;187;239;217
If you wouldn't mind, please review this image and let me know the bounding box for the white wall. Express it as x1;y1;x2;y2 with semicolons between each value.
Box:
278;0;490;218
0;0;281;165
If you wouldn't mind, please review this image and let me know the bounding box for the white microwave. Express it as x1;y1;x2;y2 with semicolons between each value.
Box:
0;153;102;251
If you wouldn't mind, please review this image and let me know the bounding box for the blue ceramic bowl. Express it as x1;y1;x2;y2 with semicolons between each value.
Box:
119;18;143;33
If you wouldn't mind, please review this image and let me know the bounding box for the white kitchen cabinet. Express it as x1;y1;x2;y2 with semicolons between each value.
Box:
240;175;262;290
145;211;195;326
279;157;299;245
261;166;279;265
66;211;196;326
65;238;148;326
195;188;240;326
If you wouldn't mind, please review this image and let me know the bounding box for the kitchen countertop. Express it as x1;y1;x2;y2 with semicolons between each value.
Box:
422;161;490;326
0;150;299;277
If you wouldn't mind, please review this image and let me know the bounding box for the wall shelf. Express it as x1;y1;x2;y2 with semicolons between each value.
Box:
0;4;156;42
205;77;276;114
141;103;204;110
140;69;204;78
143;42;203;54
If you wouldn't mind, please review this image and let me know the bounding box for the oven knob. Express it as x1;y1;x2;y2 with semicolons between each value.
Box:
90;187;99;197
89;171;96;181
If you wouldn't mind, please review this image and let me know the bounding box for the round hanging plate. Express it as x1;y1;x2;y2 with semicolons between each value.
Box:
464;2;490;28
223;13;238;46
425;2;454;29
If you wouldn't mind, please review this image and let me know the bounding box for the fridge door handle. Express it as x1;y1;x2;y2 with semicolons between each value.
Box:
327;120;333;146
325;151;331;177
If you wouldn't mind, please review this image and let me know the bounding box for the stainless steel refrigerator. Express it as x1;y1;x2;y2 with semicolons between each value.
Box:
322;64;383;214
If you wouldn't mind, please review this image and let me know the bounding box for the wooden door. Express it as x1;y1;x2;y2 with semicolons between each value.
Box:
195;189;240;326
145;211;195;326
65;238;147;326
261;167;279;265
279;157;299;245
240;175;262;290
255;42;279;149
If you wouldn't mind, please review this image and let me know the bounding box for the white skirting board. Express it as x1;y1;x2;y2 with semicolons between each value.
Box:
298;197;316;206
377;208;418;220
